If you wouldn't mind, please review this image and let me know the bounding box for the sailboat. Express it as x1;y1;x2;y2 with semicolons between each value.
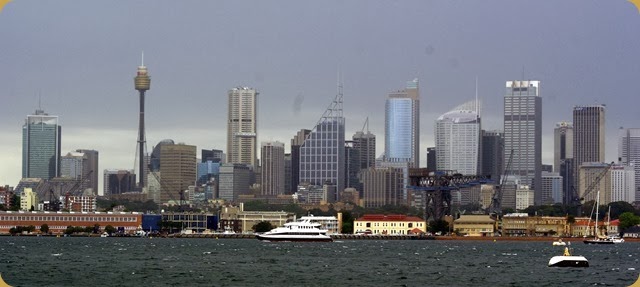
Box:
583;191;615;245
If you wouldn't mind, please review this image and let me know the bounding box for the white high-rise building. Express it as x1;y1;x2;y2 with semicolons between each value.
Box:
435;100;480;175
618;127;640;202
261;141;285;196
610;164;635;203
227;87;258;167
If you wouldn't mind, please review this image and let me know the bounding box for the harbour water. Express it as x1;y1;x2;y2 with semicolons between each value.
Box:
0;237;638;286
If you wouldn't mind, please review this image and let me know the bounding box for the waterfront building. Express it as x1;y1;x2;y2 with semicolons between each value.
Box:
227;87;258;167
299;215;341;235
22;109;61;180
103;169;136;197
353;214;426;235
218;163;252;202
385;79;420;168
0;211;142;234
610;164;635;203
554;122;573;173
504;80;542;204
299;90;345;199
159;143;197;204
481;130;504;182
218;204;294;233
452;215;495;236
541;171;563;204
75;149;99;195
618;127;640;202
63;194;97;212
360;167;403;208
573;105;605;194
501;213;570;237
435;100;481;175
261;141;285;196
290;129;311;194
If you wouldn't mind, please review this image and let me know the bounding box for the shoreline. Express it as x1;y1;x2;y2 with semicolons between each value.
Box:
3;233;639;242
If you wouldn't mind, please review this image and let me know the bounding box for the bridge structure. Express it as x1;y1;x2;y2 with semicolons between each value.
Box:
408;169;493;222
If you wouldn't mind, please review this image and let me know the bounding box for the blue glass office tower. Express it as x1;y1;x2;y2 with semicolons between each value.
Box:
300;88;345;200
22;109;61;180
385;79;419;168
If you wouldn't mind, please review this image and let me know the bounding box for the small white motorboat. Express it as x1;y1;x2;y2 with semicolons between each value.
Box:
548;247;588;267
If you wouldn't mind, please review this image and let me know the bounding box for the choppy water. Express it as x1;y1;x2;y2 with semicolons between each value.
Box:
0;237;638;286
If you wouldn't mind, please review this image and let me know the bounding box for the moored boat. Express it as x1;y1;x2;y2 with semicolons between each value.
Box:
256;219;333;242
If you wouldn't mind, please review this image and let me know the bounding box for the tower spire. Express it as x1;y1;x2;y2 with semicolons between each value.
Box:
141;51;144;66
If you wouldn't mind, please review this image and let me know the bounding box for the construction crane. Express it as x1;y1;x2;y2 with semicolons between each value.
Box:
572;162;613;217
488;149;513;219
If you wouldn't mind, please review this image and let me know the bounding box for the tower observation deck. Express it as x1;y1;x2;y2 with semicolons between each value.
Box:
134;53;150;189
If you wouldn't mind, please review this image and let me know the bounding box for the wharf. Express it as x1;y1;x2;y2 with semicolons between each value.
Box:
166;233;435;240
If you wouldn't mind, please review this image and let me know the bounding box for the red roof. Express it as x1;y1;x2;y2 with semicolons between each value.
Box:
357;214;424;222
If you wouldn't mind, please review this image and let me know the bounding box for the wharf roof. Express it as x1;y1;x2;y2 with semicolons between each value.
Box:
355;214;423;222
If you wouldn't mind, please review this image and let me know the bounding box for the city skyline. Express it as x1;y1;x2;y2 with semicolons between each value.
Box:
2;1;640;194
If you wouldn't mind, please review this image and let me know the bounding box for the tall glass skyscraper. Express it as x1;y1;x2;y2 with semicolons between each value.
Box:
572;105;605;198
385;79;419;168
300;90;345;198
22;109;61;180
504;81;542;204
435;100;480;175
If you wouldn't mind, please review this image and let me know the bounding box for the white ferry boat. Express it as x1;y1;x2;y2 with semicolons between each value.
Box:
256;219;333;242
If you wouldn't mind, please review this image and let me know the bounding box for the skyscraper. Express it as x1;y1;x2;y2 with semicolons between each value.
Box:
103;169;136;197
610;164;635;203
435;100;481;175
344;140;362;191
426;147;436;171
360;167;403;208
300;88;345;199
290;129;311;193
261;141;285;196
481;130;504;182
504;80;542;204
134;54;150;189
227;87;258;167
75;149;99;195
554;122;573;173
618;127;640;202
22;109;61;180
159;143;197;204
201;149;224;163
385;79;420;167
572;105;605;192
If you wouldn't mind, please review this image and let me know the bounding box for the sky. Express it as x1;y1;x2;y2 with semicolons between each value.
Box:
1;1;640;195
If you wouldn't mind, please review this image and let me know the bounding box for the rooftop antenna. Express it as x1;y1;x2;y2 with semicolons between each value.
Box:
361;117;369;133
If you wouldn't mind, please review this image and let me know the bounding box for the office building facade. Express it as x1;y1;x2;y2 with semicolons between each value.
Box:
352;130;376;170
435;100;481;175
103;169;136;197
573;105;605;194
261;141;285;196
290;129;311;194
22;109;61;180
385;79;420;168
159;143;197;204
300;93;345;199
618;127;640;202
504;80;542;204
553;122;573;173
227;87;258;167
481;130;504;182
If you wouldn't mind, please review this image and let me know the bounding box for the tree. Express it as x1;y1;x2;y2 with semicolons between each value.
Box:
428;219;449;234
40;224;50;234
619;212;640;230
93;224;100;234
253;221;274;233
104;225;116;235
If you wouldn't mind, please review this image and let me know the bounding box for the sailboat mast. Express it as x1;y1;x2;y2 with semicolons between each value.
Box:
594;190;599;238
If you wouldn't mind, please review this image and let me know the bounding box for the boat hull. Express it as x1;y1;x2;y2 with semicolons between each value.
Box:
256;234;333;242
583;239;614;245
548;256;589;267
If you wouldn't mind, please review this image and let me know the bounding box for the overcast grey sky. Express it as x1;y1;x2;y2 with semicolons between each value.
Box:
1;1;639;195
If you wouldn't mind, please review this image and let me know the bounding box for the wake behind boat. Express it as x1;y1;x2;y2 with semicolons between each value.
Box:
256;219;333;242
